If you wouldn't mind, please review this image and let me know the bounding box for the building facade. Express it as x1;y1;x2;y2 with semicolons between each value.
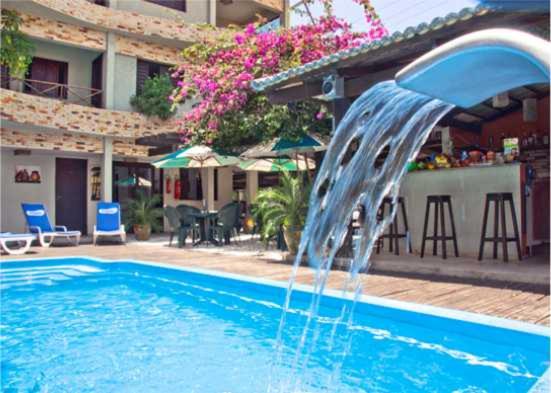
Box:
1;0;286;234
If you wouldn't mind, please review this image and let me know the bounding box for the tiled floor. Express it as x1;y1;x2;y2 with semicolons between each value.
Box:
2;236;549;326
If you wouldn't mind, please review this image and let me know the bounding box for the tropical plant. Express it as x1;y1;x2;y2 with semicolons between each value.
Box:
124;192;164;233
253;172;311;253
1;10;35;78
130;74;175;120
169;0;387;151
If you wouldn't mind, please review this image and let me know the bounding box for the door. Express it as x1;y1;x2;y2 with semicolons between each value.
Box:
25;57;68;99
56;158;87;234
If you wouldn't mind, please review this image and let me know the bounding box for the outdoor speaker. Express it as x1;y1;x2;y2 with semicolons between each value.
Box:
322;74;344;100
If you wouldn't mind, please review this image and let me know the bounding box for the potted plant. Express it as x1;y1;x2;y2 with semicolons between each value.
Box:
253;172;311;255
124;192;164;241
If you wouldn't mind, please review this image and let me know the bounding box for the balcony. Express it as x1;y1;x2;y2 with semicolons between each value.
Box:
1;75;103;108
0;88;179;139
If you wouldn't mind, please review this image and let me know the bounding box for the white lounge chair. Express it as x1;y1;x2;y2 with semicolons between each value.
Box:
0;233;36;255
21;203;81;247
93;202;126;245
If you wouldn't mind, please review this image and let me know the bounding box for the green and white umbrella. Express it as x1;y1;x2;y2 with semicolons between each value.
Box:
239;157;315;172
240;133;328;159
115;175;152;187
152;145;240;210
152;145;240;169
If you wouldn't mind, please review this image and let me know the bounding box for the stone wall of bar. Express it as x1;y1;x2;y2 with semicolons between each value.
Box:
255;0;284;12
0;89;179;139
0;128;149;158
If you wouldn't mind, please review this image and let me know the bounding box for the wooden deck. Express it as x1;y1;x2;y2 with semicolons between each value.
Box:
2;241;549;326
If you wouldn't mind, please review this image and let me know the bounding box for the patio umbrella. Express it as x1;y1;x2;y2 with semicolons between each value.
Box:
152;145;241;210
240;133;328;159
115;175;152;187
239;157;315;172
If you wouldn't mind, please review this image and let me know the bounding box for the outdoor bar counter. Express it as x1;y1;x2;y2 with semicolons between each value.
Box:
400;163;527;260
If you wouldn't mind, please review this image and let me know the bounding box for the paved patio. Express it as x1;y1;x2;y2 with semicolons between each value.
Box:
2;235;549;326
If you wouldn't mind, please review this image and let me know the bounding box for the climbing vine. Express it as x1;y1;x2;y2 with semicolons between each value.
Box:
171;0;387;150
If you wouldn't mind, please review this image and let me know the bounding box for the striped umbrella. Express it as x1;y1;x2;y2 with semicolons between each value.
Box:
239;157;315;172
152;145;240;169
152;145;240;210
240;133;328;158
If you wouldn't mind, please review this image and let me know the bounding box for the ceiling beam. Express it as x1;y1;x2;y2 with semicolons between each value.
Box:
267;81;321;104
148;145;176;157
439;115;482;134
135;132;181;147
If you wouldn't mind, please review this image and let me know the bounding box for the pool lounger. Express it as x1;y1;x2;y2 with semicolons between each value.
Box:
0;233;36;255
21;203;81;247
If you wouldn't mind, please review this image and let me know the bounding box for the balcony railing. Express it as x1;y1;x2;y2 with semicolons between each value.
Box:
1;75;103;107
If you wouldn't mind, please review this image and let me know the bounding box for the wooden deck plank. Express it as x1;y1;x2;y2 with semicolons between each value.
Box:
2;243;548;326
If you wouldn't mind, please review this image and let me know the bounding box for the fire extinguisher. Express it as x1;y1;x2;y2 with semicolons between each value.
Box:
174;179;181;200
165;176;171;194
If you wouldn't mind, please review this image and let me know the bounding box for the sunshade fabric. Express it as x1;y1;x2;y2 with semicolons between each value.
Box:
152;145;240;169
240;134;328;158
239;157;315;172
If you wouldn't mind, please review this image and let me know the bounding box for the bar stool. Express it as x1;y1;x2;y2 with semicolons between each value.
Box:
376;197;411;255
478;192;522;262
420;195;459;259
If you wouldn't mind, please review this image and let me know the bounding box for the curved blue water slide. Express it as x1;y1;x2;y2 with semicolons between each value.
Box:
395;28;551;107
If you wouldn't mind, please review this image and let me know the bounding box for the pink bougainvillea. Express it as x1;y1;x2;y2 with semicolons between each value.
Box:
171;0;387;146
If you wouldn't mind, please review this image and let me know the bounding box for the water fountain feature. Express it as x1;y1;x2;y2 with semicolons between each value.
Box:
270;28;551;392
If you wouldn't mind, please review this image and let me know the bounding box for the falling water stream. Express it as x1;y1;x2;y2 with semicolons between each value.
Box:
269;81;454;392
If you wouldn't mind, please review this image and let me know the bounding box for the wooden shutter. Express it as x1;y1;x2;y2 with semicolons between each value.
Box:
136;60;150;93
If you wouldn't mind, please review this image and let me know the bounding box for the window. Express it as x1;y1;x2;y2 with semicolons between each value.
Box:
232;172;246;190
258;172;280;188
144;0;186;12
136;60;171;93
179;168;203;200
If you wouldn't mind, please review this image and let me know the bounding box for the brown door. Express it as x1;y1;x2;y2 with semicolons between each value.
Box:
26;57;68;99
56;158;87;234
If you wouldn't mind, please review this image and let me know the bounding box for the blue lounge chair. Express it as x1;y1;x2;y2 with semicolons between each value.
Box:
0;233;36;255
93;202;126;245
21;203;81;247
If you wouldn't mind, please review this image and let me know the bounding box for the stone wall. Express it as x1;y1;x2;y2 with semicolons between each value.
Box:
1;89;179;139
20;13;105;51
1;128;149;158
116;36;181;65
256;0;284;12
23;0;211;44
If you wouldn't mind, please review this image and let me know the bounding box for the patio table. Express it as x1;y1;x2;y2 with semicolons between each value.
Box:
186;211;219;247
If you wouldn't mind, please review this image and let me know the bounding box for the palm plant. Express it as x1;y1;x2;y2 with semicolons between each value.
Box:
124;192;164;240
253;172;311;253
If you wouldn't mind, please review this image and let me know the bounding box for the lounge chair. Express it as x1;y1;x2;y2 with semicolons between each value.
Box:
0;233;36;255
210;202;240;245
93;202;126;245
21;203;81;247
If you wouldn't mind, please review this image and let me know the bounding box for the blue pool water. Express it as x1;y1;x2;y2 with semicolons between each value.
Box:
1;258;549;392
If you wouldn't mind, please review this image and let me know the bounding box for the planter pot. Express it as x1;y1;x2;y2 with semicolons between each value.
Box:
133;224;151;241
283;227;302;255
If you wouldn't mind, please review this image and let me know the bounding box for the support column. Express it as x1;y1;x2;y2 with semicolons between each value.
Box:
102;137;113;202
103;32;116;110
206;168;215;211
208;0;217;26
246;171;258;205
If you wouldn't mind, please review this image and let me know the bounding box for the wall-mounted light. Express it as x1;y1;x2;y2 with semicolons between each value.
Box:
523;98;538;122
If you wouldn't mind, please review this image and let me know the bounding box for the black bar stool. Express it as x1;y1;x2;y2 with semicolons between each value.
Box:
376;197;411;255
420;195;459;259
478;192;522;262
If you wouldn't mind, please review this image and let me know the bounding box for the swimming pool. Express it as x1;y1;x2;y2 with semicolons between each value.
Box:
1;257;549;392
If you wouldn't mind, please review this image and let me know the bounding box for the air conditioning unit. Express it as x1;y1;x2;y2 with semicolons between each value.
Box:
322;74;344;100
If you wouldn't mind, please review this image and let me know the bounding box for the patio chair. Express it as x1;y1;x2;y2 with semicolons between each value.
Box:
164;206;185;246
93;202;126;245
0;233;36;255
210;202;240;245
175;204;200;247
21;203;81;247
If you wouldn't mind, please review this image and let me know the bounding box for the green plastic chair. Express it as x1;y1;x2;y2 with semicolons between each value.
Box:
175;204;200;247
210;203;239;245
164;206;181;246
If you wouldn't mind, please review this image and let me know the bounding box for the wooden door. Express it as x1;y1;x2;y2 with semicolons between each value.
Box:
55;158;87;234
26;57;68;99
